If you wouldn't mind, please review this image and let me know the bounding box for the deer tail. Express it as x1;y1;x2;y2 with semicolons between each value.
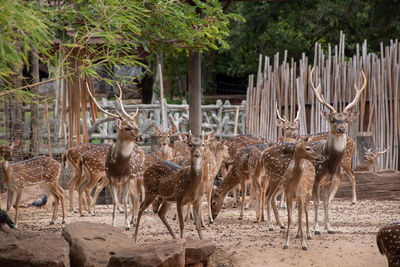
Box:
376;230;385;255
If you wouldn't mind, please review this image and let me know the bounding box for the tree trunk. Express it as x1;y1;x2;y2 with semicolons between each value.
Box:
141;72;154;104
30;49;41;157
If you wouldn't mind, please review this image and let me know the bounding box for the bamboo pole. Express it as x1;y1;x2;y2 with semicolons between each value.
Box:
45;99;53;159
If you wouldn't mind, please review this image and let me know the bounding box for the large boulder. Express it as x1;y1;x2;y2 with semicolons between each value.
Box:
0;227;69;267
62;222;134;267
185;240;216;266
107;239;185;267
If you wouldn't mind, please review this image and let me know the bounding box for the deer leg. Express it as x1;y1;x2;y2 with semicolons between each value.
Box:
134;193;156;242
110;183;120;227
121;182;130;231
305;199;311;240
92;177;108;207
91;176;108;214
298;200;306;250
239;177;247;220
266;190;274;231
176;200;185;239
13;188;23;229
6;189;14;212
323;186;335;234
129;182;139;225
278;191;287;209
207;182;214;223
158;201;176;239
271;192;285;229
283;199;292;250
312;181;321;235
193;200;203;240
328;172;342;204
68;173;79;212
343;167;357;205
261;175;269;222
53;183;66;224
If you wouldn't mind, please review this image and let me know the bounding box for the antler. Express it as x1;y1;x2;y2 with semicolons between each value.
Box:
310;67;336;113
86;82;121;119
377;148;388;155
276;103;288;122
116;84;139;120
343;71;367;113
294;106;301;122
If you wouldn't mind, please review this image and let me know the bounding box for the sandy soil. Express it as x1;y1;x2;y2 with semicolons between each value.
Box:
3;186;397;267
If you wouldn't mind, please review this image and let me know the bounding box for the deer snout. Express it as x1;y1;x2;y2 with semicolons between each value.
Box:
194;151;201;157
337;126;346;134
318;155;325;162
162;142;167;146
136;136;144;143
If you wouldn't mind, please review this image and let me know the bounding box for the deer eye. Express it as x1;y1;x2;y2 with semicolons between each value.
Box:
125;127;131;131
305;147;312;151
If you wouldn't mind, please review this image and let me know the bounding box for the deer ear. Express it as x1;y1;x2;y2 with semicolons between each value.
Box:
220;139;226;145
209;131;217;140
11;139;20;149
276;119;285;128
321;110;330;120
346;111;359;122
169;126;177;135
116;119;123;129
153;126;160;134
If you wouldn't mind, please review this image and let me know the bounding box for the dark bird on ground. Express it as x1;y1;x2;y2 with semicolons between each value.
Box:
0;209;16;229
28;193;48;207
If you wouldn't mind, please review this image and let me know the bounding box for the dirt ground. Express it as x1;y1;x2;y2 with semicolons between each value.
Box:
1;171;399;267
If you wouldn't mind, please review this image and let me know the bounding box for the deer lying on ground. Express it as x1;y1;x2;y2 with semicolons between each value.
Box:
354;147;388;172
309;67;366;234
134;132;204;241
0;140;66;228
376;222;400;267
211;143;267;222
87;84;145;230
281;137;324;250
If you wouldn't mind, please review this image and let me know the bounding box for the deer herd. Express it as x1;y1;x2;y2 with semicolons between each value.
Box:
0;69;397;260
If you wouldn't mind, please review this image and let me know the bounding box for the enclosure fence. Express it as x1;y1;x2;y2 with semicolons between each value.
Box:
246;32;399;170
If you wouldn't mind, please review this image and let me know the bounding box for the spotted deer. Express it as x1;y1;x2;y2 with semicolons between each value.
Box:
376;222;400;267
306;132;357;205
309;67;366;234
259;141;322;231
275;104;301;209
203;137;229;223
173;134;190;163
221;135;265;207
87;84;145;230
281;137;324;251
153;126;176;160
77;143;112;216
355;147;388;172
0;140;66;228
134;133;204;241
211;143;267;222
62;143;98;212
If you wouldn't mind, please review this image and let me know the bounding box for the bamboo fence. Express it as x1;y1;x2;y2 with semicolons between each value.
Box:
246;32;400;170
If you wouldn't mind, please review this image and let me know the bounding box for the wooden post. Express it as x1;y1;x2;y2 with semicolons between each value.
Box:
158;63;167;132
188;52;202;137
45;98;53;159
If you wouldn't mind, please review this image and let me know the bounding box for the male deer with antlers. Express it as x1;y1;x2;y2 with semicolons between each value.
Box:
309;67;366;234
87;84;145;230
134;132;204;241
0;140;66;228
355;147;388;172
281;137;325;250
